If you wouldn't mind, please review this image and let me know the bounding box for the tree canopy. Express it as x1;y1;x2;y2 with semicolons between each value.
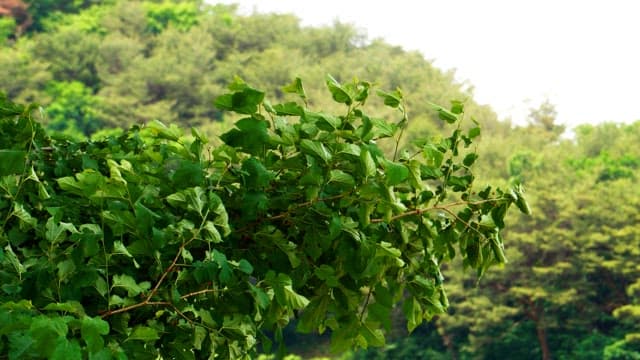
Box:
1;1;640;359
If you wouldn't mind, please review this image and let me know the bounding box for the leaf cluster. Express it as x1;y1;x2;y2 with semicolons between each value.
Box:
0;78;527;358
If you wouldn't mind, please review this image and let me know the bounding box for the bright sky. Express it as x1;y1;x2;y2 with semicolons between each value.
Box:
215;0;640;127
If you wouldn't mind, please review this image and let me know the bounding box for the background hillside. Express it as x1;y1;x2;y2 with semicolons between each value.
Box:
1;1;639;358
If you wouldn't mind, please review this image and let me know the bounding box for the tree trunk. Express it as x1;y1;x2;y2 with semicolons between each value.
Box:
435;319;458;360
535;321;551;360
441;332;458;360
525;299;551;360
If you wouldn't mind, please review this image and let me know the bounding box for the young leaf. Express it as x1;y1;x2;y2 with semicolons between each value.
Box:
450;100;464;115
300;139;332;163
127;326;160;342
360;147;377;177
214;86;265;114
359;322;385;347
381;159;409;186
463;153;479;167
376;89;402;108
111;274;150;298
325;74;352;105
51;338;82;360
328;169;355;187
402;297;422;332
80;316;109;353
282;77;307;101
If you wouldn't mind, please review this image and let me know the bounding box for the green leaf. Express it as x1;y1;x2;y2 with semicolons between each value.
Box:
328;169;355;187
308;111;341;131
220;117;270;155
423;144;444;168
171;160;204;188
376;89;402;108
167;187;207;216
112;241;135;260
376;241;402;258
266;272;309;310
300;139;332;163
241;157;273;190
359;322;385;347
46;218;78;245
430;103;458;124
468;126;481;139
191;127;208;144
450;100;464;114
42;301;85;316
237;259;253;274
51;338;82;360
250;284;270;310
127;326;160;342
463;153;479;167
381;159;409;186
214;85;265;114
325;74;352;105
203;221;222;243
212;250;233;284
297;295;329;333
369;118;397;138
56;259;76;281
282;77;307;100
360;147;377;177
490;232;507;263
3;244;25;278
111;274;150;298
7;333;34;359
0;149;26;176
145;120;182;142
12;202;37;228
193;326;207;351
273;102;304;116
81;316;109;353
368;302;392;332
513;184;532;215
402;297;422;332
330;322;358;353
491;204;508;229
314;265;339;287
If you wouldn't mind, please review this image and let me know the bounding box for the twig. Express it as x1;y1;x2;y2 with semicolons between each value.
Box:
359;289;373;322
180;288;219;299
101;301;169;318
268;191;352;221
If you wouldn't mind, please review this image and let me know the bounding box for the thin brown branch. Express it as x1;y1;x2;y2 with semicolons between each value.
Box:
181;288;219;299
146;245;184;302
268;191;353;221
100;301;170;318
359;288;373;323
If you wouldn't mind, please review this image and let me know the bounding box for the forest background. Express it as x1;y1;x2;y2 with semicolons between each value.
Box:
1;0;639;359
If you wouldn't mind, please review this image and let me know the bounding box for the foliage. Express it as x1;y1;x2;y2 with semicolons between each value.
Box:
143;0;200;34
3;0;640;358
0;76;526;358
0;0;30;37
1;0;494;137
0;16;15;40
23;0;101;32
44;81;103;138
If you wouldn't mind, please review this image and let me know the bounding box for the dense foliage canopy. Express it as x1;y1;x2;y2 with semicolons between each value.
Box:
0;77;527;358
1;0;640;359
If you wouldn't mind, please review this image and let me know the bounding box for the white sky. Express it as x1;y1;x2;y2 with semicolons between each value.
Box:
214;0;640;127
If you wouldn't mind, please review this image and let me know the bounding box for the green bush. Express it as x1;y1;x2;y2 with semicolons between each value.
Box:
0;77;526;359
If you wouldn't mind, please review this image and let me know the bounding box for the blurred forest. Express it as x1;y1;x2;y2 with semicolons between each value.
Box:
1;0;639;359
